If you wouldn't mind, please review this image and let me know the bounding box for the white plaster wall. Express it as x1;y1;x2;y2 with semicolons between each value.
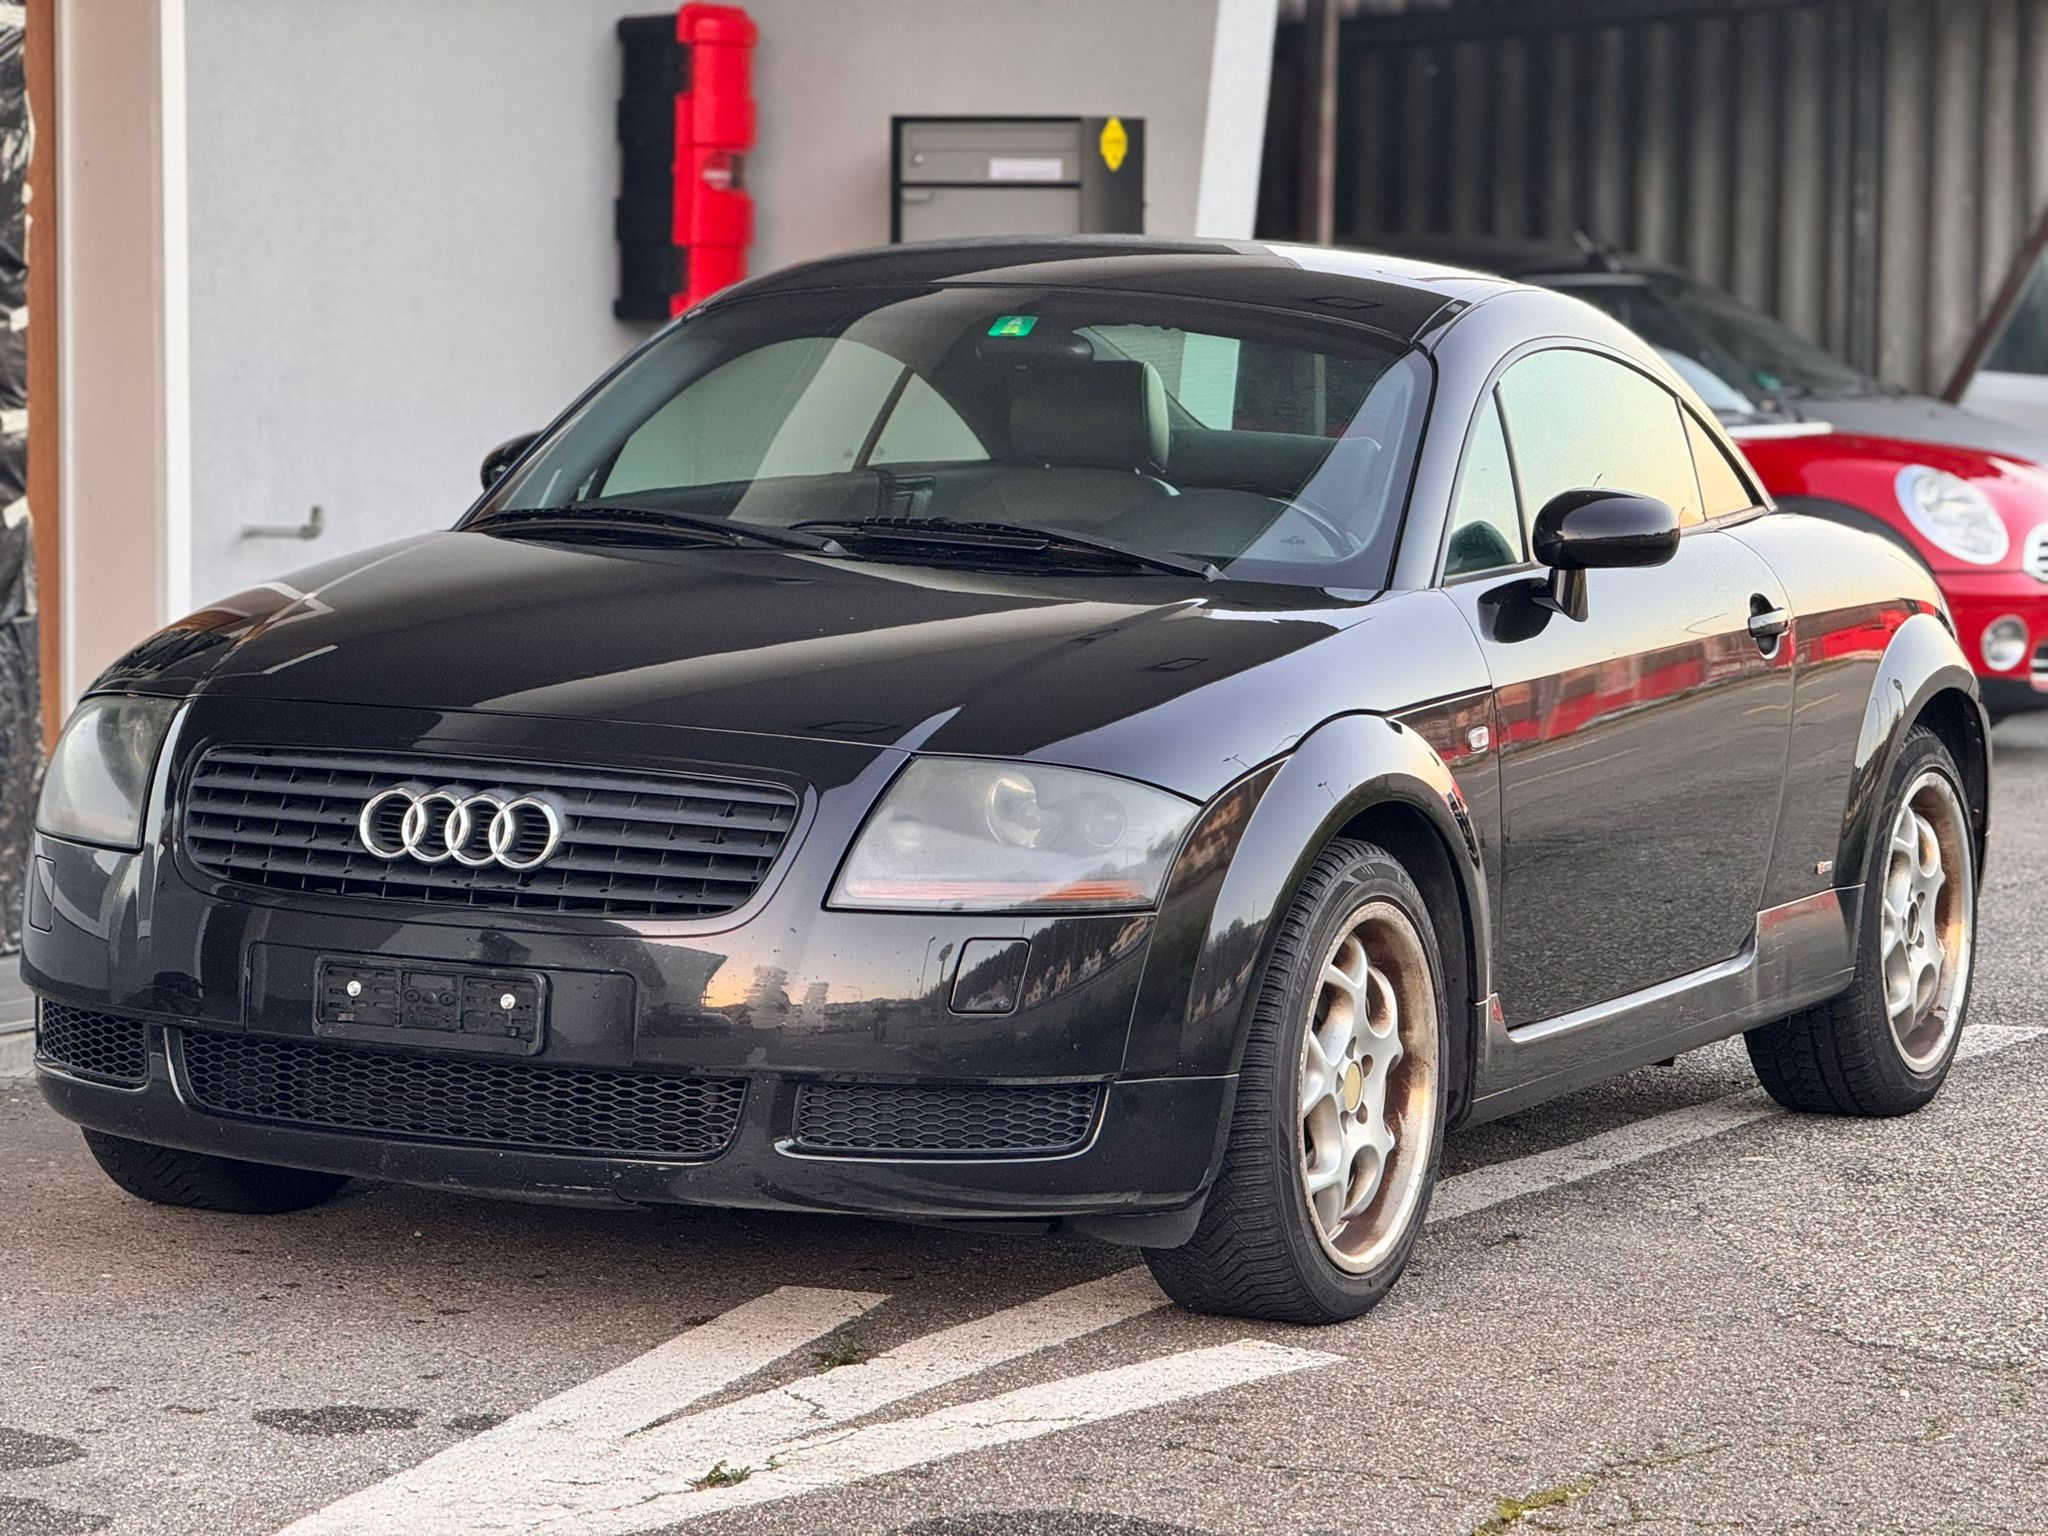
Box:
180;0;1275;604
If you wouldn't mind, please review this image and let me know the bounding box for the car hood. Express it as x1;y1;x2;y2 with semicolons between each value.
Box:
1789;391;2048;462
101;531;1398;797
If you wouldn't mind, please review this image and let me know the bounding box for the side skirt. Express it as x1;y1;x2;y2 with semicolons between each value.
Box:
1464;888;1857;1125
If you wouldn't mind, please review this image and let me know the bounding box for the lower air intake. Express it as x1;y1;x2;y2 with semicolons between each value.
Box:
178;1030;745;1161
36;1003;150;1086
790;1080;1101;1157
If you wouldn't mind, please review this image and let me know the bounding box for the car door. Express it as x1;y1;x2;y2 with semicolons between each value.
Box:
1440;347;1795;1027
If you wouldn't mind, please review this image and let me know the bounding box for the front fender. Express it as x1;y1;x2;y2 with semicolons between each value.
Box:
1123;711;1490;1086
1839;610;1988;924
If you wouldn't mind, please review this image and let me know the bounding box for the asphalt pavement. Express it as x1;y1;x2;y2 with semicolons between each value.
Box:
4;717;2047;1536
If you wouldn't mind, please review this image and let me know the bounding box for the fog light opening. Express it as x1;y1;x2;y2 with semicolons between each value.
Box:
1982;616;2028;672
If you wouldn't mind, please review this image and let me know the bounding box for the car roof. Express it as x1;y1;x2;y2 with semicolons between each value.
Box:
701;235;1522;347
1367;233;1685;282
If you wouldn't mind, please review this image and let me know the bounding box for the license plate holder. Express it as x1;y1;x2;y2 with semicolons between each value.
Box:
313;957;548;1056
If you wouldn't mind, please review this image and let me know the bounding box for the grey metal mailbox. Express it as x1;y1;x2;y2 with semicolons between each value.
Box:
891;116;1144;243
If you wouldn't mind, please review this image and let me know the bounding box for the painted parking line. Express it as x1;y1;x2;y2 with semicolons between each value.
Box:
273;1022;2045;1536
282;1270;1168;1536
274;1285;884;1536
571;1340;1338;1532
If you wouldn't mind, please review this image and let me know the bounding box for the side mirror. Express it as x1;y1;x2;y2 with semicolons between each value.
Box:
1529;488;1680;620
480;431;540;490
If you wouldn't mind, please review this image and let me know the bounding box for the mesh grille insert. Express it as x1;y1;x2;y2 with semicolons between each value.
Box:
791;1081;1101;1157
179;1030;746;1160
36;1004;150;1086
183;746;800;920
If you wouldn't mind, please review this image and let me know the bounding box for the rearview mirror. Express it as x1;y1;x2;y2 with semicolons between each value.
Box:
480;431;540;490
1530;489;1680;621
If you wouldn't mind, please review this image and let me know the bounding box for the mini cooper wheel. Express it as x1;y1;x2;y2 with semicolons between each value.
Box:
81;1130;352;1214
1746;726;1976;1116
1143;839;1446;1323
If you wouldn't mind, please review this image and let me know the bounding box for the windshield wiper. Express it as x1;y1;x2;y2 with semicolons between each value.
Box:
480;504;839;552
792;518;1219;581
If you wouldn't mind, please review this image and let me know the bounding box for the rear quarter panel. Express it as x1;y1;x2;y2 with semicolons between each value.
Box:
1728;510;1981;915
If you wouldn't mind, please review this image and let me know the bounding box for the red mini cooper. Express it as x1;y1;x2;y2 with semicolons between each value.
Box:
1396;237;2048;720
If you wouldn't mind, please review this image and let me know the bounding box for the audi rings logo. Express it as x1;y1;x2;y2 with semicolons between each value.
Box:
357;785;566;871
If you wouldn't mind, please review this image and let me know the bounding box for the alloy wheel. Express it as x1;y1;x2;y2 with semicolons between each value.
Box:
1878;768;1974;1074
1297;899;1439;1274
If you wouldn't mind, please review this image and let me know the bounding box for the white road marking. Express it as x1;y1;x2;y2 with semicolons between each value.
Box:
275;1285;883;1536
272;1022;2046;1536
523;1269;1171;1536
1426;1023;2043;1226
575;1340;1338;1531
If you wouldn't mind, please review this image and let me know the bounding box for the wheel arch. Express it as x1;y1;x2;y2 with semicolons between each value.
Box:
1332;797;1480;1127
1912;685;1990;871
1838;612;1990;914
1128;711;1491;1127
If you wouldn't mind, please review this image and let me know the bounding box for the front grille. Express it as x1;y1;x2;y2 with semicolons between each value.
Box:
183;747;799;919
790;1081;1101;1157
2033;640;2048;689
2026;525;2048;583
36;1004;150;1086
179;1029;746;1160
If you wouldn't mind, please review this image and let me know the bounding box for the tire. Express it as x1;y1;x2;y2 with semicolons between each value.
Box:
1745;726;1977;1116
1143;839;1448;1324
81;1129;352;1214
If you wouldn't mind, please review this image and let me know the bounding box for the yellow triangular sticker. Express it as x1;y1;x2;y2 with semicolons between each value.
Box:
1099;117;1128;173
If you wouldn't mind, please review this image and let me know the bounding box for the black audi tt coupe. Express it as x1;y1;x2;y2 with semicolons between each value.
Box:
26;238;1986;1322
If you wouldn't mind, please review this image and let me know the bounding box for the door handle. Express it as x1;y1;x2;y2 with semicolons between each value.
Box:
1747;598;1791;651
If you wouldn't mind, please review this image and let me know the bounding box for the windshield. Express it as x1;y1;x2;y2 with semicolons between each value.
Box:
1559;274;1878;411
478;286;1432;588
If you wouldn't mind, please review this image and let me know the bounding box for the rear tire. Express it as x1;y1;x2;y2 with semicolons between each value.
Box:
1143;839;1447;1324
82;1130;352;1213
1745;726;1976;1116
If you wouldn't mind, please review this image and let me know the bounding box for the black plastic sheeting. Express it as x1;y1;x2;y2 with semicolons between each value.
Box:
0;20;39;953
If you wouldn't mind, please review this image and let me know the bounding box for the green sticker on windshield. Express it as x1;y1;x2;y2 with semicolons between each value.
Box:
988;315;1038;338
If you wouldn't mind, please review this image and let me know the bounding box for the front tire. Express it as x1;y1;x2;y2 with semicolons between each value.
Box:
1745;726;1976;1116
1143;839;1446;1323
82;1130;352;1213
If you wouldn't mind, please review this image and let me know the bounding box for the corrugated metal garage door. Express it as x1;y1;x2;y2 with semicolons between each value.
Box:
1262;0;2048;394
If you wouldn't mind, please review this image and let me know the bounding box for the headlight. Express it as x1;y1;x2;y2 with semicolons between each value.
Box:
37;694;181;850
832;758;1197;912
1982;615;2029;671
1896;466;2009;565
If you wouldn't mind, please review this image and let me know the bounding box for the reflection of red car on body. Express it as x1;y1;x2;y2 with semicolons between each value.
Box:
1392;237;2048;720
1733;433;2048;719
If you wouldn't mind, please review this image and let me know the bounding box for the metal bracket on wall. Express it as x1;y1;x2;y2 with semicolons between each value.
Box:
241;504;325;541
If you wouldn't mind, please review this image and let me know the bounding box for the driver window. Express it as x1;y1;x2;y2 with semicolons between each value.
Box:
1443;393;1523;578
1497;349;1704;528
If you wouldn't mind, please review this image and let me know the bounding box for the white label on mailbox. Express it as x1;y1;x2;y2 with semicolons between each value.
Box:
988;157;1065;182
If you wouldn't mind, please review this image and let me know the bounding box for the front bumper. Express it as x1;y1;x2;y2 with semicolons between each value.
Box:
1935;568;2048;708
34;1016;1232;1222
21;697;1250;1231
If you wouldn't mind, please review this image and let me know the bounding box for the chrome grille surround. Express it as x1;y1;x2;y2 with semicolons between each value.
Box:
2026;524;2048;583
